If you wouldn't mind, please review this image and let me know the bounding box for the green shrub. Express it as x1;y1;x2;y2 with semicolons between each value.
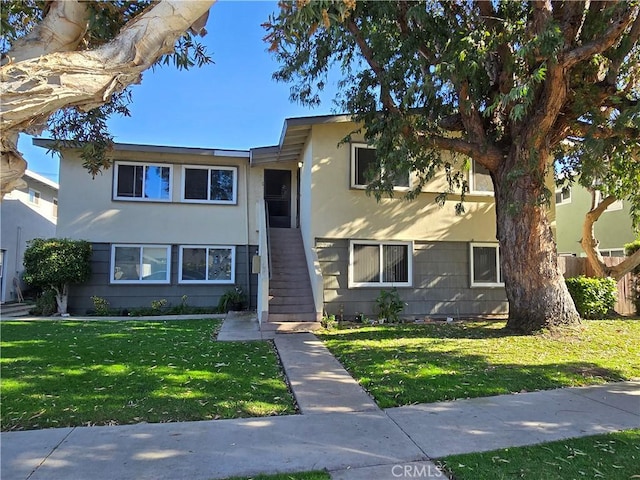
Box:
375;288;405;323
565;276;617;319
217;286;247;313
90;296;111;316
30;289;57;316
321;314;337;329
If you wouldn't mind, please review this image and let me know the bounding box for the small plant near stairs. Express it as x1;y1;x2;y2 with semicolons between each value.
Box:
321;314;337;329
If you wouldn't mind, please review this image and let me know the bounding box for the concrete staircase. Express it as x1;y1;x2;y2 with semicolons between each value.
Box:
264;228;320;332
0;303;33;318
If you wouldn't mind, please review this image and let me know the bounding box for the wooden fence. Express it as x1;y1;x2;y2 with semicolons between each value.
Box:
558;256;637;316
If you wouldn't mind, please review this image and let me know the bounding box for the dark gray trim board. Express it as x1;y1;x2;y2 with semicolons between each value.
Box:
67;243;257;314
316;239;508;319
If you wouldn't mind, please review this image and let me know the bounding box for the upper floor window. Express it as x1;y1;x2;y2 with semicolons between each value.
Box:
351;144;410;190
595;191;623;212
470;160;493;194
52;198;58;217
349;240;412;287
114;162;172;201
179;246;235;283
28;188;41;205
111;244;170;283
555;187;571;205
470;242;503;287
181;166;237;204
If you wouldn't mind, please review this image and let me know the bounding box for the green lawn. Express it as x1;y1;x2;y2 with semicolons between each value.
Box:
318;319;640;407
1;320;296;431
438;429;640;480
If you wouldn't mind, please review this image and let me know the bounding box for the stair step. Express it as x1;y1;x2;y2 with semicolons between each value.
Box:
0;303;33;317
261;321;322;332
266;312;320;323
269;304;315;314
268;296;314;306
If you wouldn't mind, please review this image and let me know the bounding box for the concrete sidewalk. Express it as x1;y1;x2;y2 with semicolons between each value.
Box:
1;314;639;480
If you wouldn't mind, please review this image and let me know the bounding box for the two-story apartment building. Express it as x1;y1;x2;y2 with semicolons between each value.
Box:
0;170;59;303
37;114;509;325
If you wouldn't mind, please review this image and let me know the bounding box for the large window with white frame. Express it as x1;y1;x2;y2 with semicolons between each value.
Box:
179;246;235;283
181;165;237;204
350;143;410;190
349;240;412;287
113;162;172;201
470;242;503;287
470;160;494;194
111;245;171;283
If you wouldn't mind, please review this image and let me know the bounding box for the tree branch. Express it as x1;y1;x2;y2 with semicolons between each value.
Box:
1;0;216;197
344;17;400;114
563;5;638;69
3;0;89;65
581;191;617;278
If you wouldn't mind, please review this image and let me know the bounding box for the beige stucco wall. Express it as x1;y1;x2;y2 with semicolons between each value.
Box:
556;185;636;255
247;159;300;245
57;149;252;245
304;122;498;243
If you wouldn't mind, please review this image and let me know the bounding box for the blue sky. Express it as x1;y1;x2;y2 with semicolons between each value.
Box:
20;1;339;182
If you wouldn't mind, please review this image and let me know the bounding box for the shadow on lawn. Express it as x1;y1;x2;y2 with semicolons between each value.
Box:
318;322;632;408
0;320;294;431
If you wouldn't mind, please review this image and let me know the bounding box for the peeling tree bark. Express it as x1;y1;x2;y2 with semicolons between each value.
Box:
581;190;640;280
0;0;216;198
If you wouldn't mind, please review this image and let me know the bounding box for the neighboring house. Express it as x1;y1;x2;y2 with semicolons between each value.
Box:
0;170;58;303
36;114;511;324
555;185;636;257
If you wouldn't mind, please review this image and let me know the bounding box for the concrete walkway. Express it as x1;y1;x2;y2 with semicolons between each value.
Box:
2;314;639;480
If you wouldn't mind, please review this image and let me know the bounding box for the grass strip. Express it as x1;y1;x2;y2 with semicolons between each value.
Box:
1;320;296;431
437;429;640;480
318;320;640;407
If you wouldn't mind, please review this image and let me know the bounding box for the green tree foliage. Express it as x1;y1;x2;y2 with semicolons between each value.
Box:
22;238;92;315
265;1;639;333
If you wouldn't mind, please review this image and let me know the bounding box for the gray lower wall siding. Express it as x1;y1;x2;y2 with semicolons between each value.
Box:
317;239;508;319
68;243;258;314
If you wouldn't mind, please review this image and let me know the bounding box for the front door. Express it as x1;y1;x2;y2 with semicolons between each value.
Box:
264;169;292;228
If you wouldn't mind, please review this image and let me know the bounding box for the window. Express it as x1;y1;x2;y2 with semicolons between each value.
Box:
179;246;235;283
470;160;493;194
349;241;412;287
182;166;237;204
351;144;410;189
114;162;172;201
470;243;503;287
600;248;625;257
555;187;571;205
52;198;58;217
111;245;170;283
28;189;41;205
594;191;623;212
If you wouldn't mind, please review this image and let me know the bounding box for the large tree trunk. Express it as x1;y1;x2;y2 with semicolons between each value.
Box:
0;0;215;198
495;148;581;333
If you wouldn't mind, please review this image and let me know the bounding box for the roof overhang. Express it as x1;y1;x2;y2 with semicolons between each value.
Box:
24;169;59;190
250;114;352;166
33;138;250;159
